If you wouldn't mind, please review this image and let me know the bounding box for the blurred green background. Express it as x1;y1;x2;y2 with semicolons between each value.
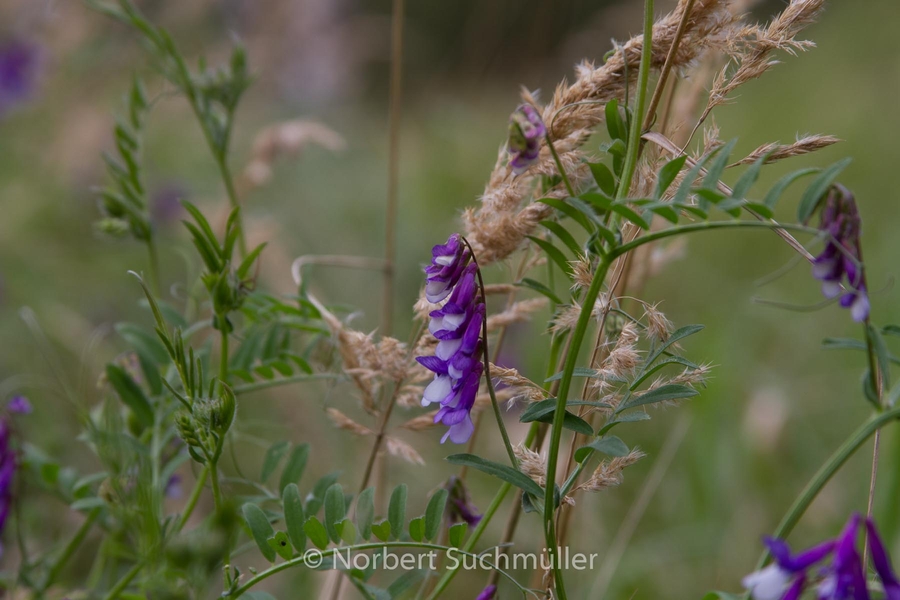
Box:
2;0;900;597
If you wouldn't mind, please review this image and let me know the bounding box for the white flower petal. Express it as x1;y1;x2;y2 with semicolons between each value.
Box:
742;565;791;600
423;376;453;405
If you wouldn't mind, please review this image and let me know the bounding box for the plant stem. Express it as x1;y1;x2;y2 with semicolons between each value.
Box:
382;0;405;336
102;561;143;600
146;236;161;296
541;259;611;599
641;0;695;132
175;466;209;533
233;373;341;395
215;149;247;259
461;236;518;468
545;132;576;197
219;326;229;383
753;405;900;572
426;482;514;600
229;540;529;599
618;0;655;202
42;507;101;591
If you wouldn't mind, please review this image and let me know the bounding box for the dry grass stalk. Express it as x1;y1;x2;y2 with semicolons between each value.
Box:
239;120;345;192
326;408;374;437
490;365;547;403
515;444;547;487
643;303;674;342
697;0;825;134
577;449;646;493
485;298;548;331
730;134;840;166
385;437;425;466
464;0;740;265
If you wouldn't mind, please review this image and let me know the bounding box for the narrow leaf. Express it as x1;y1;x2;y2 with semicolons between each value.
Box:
763;167;820;208
324;483;346;543
797;157;852;223
303;516;329;550
408;517;425;542
106;364;154;428
619;384;698;412
575;435;630;463
261;441;290;483
356;487;376;541
446;454;543;498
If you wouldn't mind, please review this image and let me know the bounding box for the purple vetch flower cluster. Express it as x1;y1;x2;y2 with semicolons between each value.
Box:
418;234;485;444
0;39;40;117
0;396;28;555
743;513;899;600
507;104;546;175
445;476;482;527
812;184;869;322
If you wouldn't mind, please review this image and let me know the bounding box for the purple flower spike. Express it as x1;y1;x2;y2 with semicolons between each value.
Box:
508;104;546;175
445;476;483;527
419;235;485;444
0;418;16;553
866;518;900;600
812;185;869;322
7;396;31;415
0;40;40;117
475;585;497;600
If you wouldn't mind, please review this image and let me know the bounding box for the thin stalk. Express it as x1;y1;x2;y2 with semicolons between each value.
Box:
102;561;143;600
231;541;527;599
541;259;611;599
175;466;209;533
219;326;229;383
545;132;576;197
382;0;406;335
146;236;161;296
233;373;341;395
42;508;101;591
617;0;655;203
641;0;696;132
461;236;517;468
753;405;900;572
212;140;247;258
862;306;884;567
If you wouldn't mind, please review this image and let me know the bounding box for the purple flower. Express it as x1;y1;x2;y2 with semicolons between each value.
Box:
418;235;485;444
743;537;834;600
812;185;869;322
0;39;40;117
816;514;869;600
425;234;470;303
507;104;545;175
866;518;900;600
444;476;482;527
475;585;497;600
7;396;31;415
743;514;877;600
0;419;16;553
165;474;183;499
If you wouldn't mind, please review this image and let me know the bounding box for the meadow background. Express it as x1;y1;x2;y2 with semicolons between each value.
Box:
1;0;900;597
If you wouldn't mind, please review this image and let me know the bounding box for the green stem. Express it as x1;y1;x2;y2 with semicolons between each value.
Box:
219;325;230;384
175;466;209;533
102;561;143;600
542;259;611;599
616;0;655;203
545;132;576;197
146;236;161;296
230;541;527;598
425;481;514;600
753;405;900;572
612;221;820;259
42;507;101;591
233;373;341;395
